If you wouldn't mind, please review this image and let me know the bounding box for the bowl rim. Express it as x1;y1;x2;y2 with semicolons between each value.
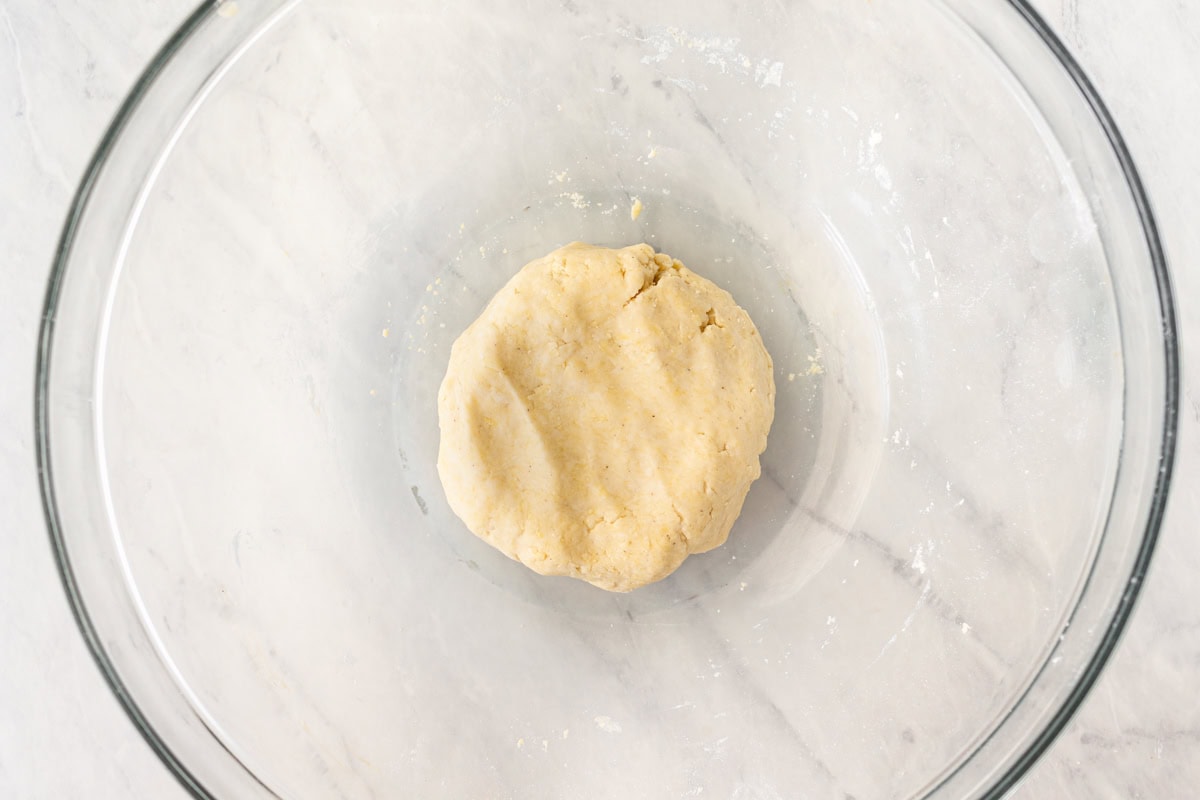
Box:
34;1;1180;798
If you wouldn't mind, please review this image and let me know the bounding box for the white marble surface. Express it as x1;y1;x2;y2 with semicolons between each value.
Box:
0;1;1196;798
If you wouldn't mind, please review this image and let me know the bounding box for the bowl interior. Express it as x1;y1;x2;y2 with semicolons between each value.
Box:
42;0;1174;798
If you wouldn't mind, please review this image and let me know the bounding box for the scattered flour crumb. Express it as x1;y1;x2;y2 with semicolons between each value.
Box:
806;349;824;375
381;328;389;338
911;543;929;574
563;192;589;209
594;716;622;733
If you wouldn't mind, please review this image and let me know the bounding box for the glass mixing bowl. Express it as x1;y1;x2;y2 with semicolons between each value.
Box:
37;0;1178;797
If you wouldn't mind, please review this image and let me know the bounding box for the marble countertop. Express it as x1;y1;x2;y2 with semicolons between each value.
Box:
1;0;1196;797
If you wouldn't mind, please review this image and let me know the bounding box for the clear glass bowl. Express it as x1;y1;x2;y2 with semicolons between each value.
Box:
37;0;1178;798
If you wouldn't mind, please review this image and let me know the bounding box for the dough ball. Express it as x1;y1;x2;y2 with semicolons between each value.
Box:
436;242;775;592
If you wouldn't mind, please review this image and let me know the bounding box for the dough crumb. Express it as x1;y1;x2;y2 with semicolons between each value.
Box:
630;197;644;220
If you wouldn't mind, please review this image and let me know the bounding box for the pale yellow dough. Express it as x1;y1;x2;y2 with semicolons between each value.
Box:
436;242;775;592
